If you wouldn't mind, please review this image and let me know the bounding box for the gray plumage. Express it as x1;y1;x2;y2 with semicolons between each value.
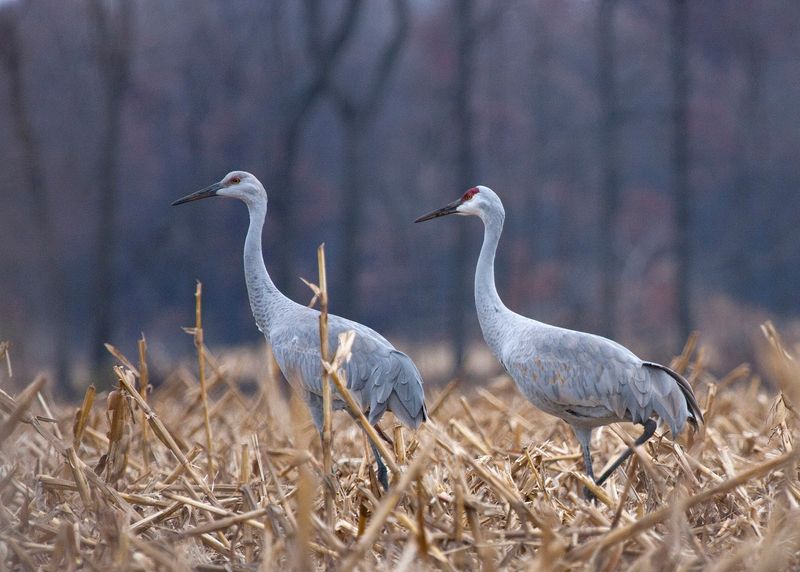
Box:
268;314;427;431
173;171;427;486
416;185;702;492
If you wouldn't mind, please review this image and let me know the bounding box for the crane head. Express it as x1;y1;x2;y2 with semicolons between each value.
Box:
414;185;500;222
172;171;265;206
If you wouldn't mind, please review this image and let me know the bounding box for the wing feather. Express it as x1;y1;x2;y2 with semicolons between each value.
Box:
503;327;694;434
269;314;427;430
642;361;704;426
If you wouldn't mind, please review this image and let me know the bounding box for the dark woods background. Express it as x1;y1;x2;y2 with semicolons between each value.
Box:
2;0;799;394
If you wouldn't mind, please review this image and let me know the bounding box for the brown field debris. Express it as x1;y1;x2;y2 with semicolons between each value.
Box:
1;322;799;570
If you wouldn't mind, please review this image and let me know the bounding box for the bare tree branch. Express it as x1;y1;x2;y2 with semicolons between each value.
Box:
87;0;135;372
292;0;364;128
272;0;364;297
328;0;410;317
329;0;410;121
597;0;620;338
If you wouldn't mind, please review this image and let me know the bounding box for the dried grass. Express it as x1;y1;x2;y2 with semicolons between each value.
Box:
1;320;800;570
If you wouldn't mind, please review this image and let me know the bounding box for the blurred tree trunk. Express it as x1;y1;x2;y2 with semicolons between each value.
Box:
731;3;766;304
596;0;620;338
0;5;71;394
450;0;476;374
88;0;134;373
527;3;562;312
272;0;362;300
331;0;409;320
670;0;692;344
529;5;551;264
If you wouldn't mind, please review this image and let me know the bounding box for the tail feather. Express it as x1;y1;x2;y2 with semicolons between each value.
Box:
643;361;704;426
384;391;427;429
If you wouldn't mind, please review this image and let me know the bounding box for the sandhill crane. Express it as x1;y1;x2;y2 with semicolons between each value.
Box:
173;171;427;489
415;186;703;495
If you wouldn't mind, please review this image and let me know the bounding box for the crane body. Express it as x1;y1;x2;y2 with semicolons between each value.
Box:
174;171;427;488
416;186;702;494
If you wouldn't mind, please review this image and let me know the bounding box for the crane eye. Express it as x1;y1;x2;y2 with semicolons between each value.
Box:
462;188;479;201
229;177;241;185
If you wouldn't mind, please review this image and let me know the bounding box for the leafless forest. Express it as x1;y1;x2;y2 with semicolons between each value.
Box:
2;0;800;393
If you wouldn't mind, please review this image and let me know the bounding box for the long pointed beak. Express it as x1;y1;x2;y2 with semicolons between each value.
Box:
414;199;461;223
171;182;224;206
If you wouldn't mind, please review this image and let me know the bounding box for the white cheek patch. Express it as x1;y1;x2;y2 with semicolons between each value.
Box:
457;203;477;215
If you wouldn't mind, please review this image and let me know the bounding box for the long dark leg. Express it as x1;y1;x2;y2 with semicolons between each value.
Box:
348;408;392;490
573;427;596;500
374;423;394;447
595;419;657;487
370;441;389;491
581;442;595;482
581;442;597;500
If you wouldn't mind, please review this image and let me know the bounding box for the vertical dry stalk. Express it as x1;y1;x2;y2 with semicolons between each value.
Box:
250;434;268;503
357;498;368;537
294;465;316;572
240;442;251;485
240;443;255;563
100;386;131;484
72;384;95;450
415;476;428;562
137;335;150;472
671;331;698;375
394;425;407;464
194;281;214;481
316;244;335;528
66;446;93;511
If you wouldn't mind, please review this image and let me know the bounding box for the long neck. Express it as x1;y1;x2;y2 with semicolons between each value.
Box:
243;199;292;334
475;211;512;355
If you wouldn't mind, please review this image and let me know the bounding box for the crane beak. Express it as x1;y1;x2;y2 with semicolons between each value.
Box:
171;182;224;206
414;199;461;223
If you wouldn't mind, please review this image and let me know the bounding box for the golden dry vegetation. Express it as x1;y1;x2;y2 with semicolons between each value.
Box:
1;321;800;570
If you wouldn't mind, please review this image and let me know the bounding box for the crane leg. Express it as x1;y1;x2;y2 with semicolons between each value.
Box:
595;418;657;487
344;409;391;490
573;427;596;500
370;441;390;491
373;423;394;447
581;443;598;500
581;444;595;482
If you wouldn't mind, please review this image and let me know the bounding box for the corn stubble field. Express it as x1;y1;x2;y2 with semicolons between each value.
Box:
1;322;800;571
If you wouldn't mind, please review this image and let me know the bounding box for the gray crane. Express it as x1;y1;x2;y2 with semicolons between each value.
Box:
415;186;703;495
173;171;428;489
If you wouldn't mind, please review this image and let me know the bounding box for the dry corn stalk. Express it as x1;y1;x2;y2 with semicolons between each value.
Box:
72;384;95;450
4;315;800;570
95;385;131;484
